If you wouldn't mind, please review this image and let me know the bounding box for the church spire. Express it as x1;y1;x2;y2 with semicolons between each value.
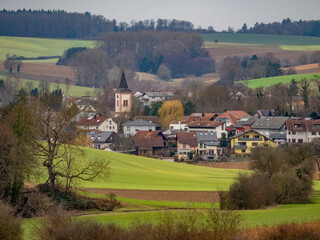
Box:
119;72;128;89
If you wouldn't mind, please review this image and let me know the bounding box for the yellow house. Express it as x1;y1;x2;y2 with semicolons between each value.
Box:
231;129;276;155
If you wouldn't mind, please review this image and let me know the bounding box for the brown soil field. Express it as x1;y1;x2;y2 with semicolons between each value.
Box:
82;188;220;202
0;61;75;81
282;63;320;74
197;161;250;170
207;44;315;67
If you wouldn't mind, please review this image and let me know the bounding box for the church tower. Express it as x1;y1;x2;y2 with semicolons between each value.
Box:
115;72;132;115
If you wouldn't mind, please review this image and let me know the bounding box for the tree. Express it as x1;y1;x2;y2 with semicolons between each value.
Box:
299;79;310;112
149;101;163;116
157;64;171;80
158;100;184;129
219;133;228;148
3;54;18;73
184;100;196;115
241;23;248;33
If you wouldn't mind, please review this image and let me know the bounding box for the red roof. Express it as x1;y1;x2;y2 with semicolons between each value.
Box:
286;119;320;132
170;113;217;124
133;130;167;149
177;132;198;147
77;116;109;127
187;121;225;128
216;111;250;126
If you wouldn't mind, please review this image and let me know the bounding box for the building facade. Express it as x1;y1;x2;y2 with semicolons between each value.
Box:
115;72;132;115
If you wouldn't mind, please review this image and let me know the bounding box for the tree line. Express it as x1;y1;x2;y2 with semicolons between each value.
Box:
0;9;215;39
239;18;320;37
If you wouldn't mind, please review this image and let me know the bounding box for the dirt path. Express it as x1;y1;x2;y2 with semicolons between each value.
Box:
82;188;220;202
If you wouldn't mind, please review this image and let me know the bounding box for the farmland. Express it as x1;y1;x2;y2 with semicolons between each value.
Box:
0;36;95;62
238;73;318;89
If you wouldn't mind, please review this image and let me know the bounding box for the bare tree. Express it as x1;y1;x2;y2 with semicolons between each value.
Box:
299;78;310;112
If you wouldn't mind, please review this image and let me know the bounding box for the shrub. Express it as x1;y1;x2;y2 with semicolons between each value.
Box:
221;172;276;210
0;201;23;240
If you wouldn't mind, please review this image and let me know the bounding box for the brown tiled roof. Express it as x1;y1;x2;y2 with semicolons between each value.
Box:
177;132;198;147
170;113;217;124
133;130;167;149
216;111;250;126
77;116;108;126
286;119;320;132
187;121;225;128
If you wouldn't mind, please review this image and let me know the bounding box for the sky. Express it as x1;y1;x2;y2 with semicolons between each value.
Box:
2;0;320;31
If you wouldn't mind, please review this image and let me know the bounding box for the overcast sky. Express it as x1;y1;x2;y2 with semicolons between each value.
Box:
2;0;320;31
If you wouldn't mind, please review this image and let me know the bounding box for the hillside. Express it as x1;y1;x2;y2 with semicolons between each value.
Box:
55;148;242;191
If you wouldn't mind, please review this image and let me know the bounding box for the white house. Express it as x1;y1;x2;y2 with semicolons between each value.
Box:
140;91;174;107
187;121;227;139
123;119;157;137
286;119;320;143
77;115;118;133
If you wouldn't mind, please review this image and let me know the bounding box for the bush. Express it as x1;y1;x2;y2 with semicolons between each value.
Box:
0;201;23;240
221;172;276;210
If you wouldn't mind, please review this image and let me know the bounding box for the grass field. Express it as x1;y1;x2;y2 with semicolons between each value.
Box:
280;45;320;50
21;78;99;97
67;149;242;191
202;33;320;45
0;36;95;62
238;73;318;89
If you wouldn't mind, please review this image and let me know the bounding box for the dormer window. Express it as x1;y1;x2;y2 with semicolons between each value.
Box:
294;124;302;128
313;124;320;128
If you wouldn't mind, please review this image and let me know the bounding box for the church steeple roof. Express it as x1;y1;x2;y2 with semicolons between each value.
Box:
119;72;128;89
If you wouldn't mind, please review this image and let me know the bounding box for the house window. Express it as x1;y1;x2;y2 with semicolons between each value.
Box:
241;149;246;153
254;135;260;139
312;132;316;135
117;100;119;106
314;124;320;128
113;126;115;129
117;95;119;99
294;124;302;128
135;129;139;132
288;132;291;135
96;127;98;129
292;131;296;135
243;135;249;138
127;126;130;131
239;142;247;146
298;139;303;143
288;139;291;143
109;126;112;129
109;121;112;125
292;139;296;143
183;143;186;149
252;142;258;146
123;100;128;106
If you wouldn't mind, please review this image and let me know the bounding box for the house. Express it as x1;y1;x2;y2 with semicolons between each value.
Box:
230;129;276;155
123;119;157;137
90;131;118;150
251;116;289;144
286;119;320;143
187;121;227;139
196;132;221;160
233;116;258;135
177;132;198;160
133;130;168;157
74;96;98;121
169;113;217;130
115;72;132;115
77;115;118;133
140;91;174;106
215;111;250;128
133;116;161;130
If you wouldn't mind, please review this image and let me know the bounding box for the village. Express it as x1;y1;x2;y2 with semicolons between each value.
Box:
72;72;320;162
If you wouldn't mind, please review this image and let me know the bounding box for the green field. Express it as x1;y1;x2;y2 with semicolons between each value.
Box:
0;36;95;62
238;73;318;89
202;33;320;45
65;149;242;191
21;78;99;97
280;45;320;50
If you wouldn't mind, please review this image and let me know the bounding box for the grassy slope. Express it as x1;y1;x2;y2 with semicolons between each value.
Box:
202;33;320;45
0;36;95;62
238;73;318;89
73;149;241;191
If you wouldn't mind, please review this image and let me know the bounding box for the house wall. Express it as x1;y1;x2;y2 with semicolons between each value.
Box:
124;125;156;137
287;130;320;143
197;144;218;160
115;92;132;114
78;119;118;132
177;143;197;160
231;131;276;155
169;123;188;130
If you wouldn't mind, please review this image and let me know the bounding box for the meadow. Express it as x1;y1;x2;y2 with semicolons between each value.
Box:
63;148;242;191
0;36;95;62
238;73;318;89
202;33;320;45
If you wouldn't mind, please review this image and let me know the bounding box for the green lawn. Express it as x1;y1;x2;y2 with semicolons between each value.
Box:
202;33;320;45
238;73;318;89
71;149;242;191
0;36;95;62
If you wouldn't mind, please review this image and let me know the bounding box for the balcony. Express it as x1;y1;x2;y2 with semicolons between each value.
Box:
238;137;262;141
234;145;247;150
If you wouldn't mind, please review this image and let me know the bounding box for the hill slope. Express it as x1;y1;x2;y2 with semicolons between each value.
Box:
72;149;241;191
